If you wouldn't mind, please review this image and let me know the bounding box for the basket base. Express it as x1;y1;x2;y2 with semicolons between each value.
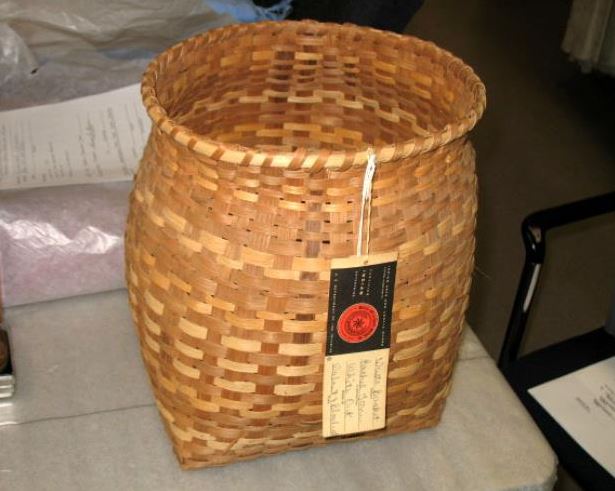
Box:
173;400;447;470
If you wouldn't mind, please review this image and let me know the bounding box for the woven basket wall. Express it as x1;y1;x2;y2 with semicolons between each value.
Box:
125;20;486;469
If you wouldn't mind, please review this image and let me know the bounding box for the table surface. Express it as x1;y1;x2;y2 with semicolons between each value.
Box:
0;290;557;491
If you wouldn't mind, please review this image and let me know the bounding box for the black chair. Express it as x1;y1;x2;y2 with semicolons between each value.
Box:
498;191;615;491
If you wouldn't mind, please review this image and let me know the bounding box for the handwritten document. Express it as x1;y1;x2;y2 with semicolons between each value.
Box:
529;356;615;477
0;84;149;190
323;348;389;438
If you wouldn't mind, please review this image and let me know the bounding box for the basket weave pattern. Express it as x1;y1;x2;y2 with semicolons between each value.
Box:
125;21;485;468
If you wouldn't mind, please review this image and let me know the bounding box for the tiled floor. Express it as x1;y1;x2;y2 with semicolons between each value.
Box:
406;1;615;489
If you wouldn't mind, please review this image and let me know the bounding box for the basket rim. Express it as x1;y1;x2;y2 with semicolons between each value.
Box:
141;20;486;170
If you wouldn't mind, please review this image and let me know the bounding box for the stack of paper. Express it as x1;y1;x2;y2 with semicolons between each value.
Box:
0;83;148;191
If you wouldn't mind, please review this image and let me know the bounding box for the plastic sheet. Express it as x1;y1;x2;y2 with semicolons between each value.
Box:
0;182;131;307
0;1;235;107
0;22;38;87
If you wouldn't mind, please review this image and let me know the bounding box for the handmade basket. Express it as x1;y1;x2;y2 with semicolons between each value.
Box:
125;20;485;469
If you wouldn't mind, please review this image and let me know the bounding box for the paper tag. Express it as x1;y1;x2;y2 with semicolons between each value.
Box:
323;251;397;438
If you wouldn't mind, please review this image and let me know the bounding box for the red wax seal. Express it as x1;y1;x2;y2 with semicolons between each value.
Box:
337;303;379;343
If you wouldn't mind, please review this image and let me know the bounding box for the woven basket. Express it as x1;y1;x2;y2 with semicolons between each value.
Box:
125;20;485;469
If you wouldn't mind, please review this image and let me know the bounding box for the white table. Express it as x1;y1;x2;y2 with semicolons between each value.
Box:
0;290;557;490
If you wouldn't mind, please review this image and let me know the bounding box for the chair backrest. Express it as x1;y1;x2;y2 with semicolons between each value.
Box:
498;191;615;369
606;289;615;337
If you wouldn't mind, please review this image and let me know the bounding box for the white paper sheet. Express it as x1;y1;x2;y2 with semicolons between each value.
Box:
529;356;615;477
0;84;148;190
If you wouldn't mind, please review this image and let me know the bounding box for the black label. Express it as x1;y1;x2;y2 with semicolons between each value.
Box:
326;259;397;356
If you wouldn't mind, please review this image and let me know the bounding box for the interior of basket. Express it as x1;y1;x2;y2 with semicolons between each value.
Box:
154;24;475;152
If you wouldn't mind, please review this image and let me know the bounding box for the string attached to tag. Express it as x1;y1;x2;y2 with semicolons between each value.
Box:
324;147;398;438
356;148;377;256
